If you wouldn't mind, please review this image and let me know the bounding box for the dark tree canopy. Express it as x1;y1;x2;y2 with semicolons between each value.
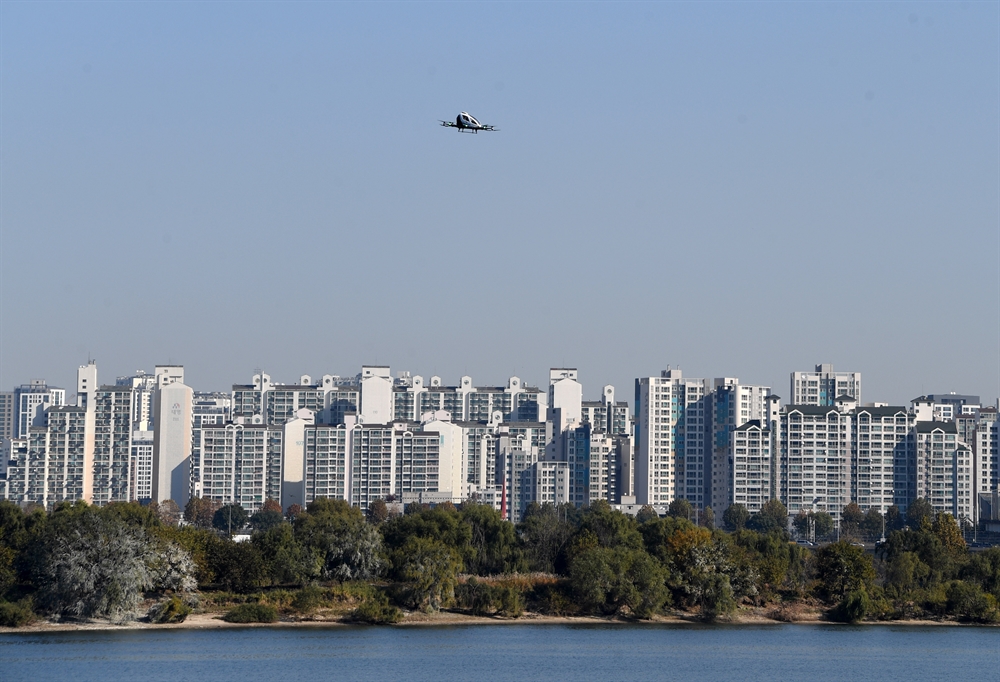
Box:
723;504;749;531
213;504;249;534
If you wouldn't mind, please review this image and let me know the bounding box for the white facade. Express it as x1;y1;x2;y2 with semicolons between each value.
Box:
152;381;193;507
635;369;708;507
914;421;974;521
130;430;154;502
791;364;861;407
731;421;771;513
91;385;134;505
853;407;911;513
780;406;852;520
521;460;571;511
198;422;283;513
973;419;998;524
14;381;66;438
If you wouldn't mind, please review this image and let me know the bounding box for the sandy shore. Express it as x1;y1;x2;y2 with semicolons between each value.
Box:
1;607;981;634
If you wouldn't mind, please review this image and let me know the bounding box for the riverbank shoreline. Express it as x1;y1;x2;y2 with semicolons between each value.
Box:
2;608;987;634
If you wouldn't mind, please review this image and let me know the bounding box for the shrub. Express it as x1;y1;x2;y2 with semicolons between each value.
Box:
456;578;524;617
945;581;999;623
222;603;279;623
291;585;328;614
351;592;402;624
829;589;872;623
528;581;579;616
0;599;36;627
148;596;192;624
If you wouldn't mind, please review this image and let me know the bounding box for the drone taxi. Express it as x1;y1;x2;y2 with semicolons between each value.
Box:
439;112;498;133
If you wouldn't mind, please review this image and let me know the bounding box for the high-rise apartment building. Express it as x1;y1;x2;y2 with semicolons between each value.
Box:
13;380;66;438
198;421;283;513
852;406;912;514
709;378;771;511
913;421;974;521
634;369;711;508
791;364;861;407
731;421;772;513
0;392;14;442
91;385;135;506
779;405;853;520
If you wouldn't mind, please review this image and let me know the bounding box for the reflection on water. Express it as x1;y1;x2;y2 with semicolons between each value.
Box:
1;623;997;682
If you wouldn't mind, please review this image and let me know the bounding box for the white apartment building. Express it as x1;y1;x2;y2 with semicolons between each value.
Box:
731;421;772;513
0;392;15;442
14;380;66;438
710;378;771;512
581;385;631;436
634;369;712;508
852;406;911;513
198;422;284;513
394;374;545;424
779;405;852;520
566;424;625;506
913;421;974;521
25;406;90;507
116;371;158;431
130;430;154;502
973;419;998;524
791;364;861;407
521;460;571;510
190;391;232;499
91;385;135;506
0;438;29;503
297;421;348;510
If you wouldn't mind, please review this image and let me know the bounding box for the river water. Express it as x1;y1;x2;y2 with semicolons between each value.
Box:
1;623;996;681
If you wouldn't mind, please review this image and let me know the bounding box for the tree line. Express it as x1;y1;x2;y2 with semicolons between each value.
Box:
0;496;997;627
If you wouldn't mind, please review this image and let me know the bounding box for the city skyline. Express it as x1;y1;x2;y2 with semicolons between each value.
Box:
5;357;997;410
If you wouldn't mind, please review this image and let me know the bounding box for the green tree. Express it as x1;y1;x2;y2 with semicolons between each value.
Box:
884;505;903;532
206;538;266;593
885;551;931;596
698;572;736;622
295;498;384;580
861;508;884;541
701;505;715;530
812;512;835;539
518;503;575;573
568;546;669;618
380;504;471;558
964;547;1000;600
213;504;249;534
250;509;285;532
366;499;389;525
635;505;660;524
814;541;876;602
841;502;865;539
906;498;934;530
460;503;525;575
393;536;462;611
252;523;316;585
748;500;788;535
932;514;967;556
945;581;999;622
723;504;749;531
574;500;643;551
103;501;161;530
668;499;693;521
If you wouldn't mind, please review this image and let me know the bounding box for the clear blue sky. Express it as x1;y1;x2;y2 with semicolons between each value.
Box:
1;2;997;405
